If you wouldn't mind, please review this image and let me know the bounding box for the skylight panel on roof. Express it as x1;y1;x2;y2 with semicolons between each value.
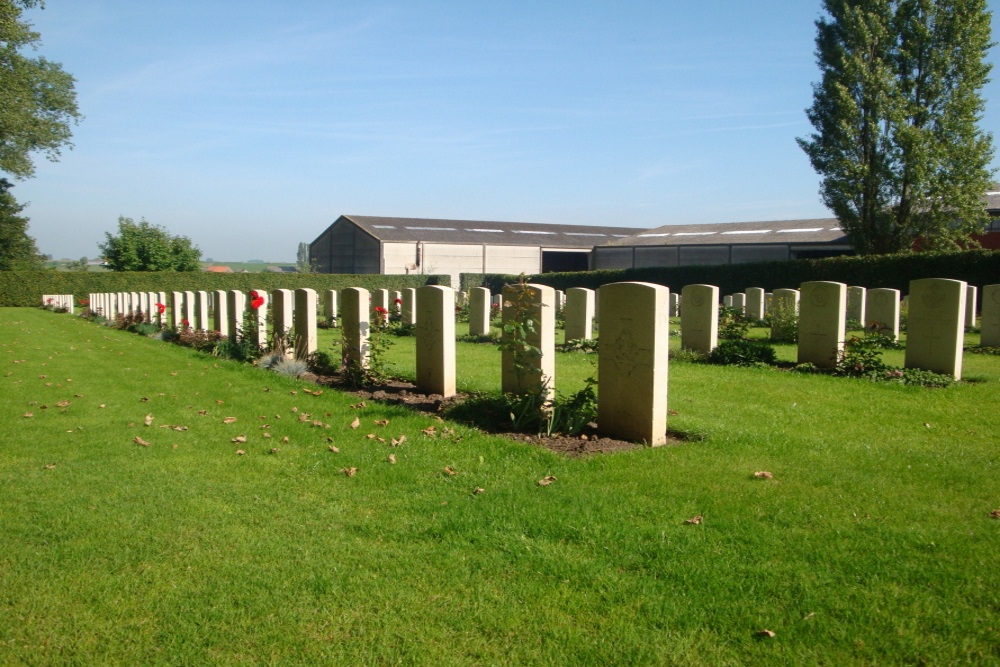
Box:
405;226;456;231
564;232;607;237
611;234;630;238
372;225;396;229
512;230;555;235
722;230;771;235
467;228;504;233
638;233;672;238
776;227;823;233
672;232;716;237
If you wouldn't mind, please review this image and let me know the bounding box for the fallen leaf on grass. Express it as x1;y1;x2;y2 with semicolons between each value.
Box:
422;426;437;436
216;400;224;405
350;417;361;429
262;433;272;438
55;400;71;408
43;463;56;470
473;487;485;495
374;419;389;427
236;449;246;456
342;467;357;477
390;435;407;447
755;629;776;639
443;466;458;476
328;445;340;453
923;422;931;428
223;417;237;424
350;401;366;409
537;475;557;486
99;404;106;409
22;412;33;418
269;448;280;454
281;436;289;443
291;406;299;413
74;394;83;398
365;433;377;439
197;410;209;416
231;435;247;444
990;509;1000;519
134;437;151;447
144;414;154;426
139;397;149;402
388;454;396;464
684;515;703;525
753;471;774;480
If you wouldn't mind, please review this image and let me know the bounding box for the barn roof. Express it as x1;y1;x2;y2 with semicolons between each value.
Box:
607;218;849;247
336;215;647;248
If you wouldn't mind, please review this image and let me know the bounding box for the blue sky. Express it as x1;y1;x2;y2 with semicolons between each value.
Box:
14;1;1000;262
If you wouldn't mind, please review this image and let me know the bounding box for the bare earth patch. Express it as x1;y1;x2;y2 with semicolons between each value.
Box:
301;371;685;456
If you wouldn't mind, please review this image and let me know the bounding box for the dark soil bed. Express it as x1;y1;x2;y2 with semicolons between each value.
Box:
301;371;686;457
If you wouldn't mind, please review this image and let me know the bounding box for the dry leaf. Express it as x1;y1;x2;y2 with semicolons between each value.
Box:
22;412;33;418
350;401;366;409
328;445;340;453
376;437;386;443
390;435;407;447
374;419;389;427
311;390;323;396
172;425;188;431
281;436;289;443
134;436;151;447
473;487;485;495
43;463;56;470
223;417;237;424
923;422;931;428
684;515;703;525
537;475;557;486
342;467;357;477
289;390;297;395
388;454;396;464
269;448;280;454
262;433;271;438
291;407;299;413
755;629;776;639
753;471;774;479
443;466;458;475
298;414;309;422
231;435;247;444
139;397;149;402
350;417;360;429
422;426;437;436
989;509;1000;519
198;410;208;416
99;404;106;409
236;449;246;455
55;400;71;408
144;414;154;426
216;400;224;405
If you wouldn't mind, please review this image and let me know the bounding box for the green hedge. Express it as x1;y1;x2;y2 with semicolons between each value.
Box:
467;250;1000;304
0;272;450;307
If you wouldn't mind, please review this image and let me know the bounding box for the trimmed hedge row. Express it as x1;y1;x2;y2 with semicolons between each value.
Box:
464;249;1000;304
0;272;450;307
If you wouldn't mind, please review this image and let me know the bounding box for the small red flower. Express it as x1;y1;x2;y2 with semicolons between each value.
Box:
249;290;265;310
46;298;53;304
155;302;166;314
181;319;190;328
374;306;388;315
394;298;403;305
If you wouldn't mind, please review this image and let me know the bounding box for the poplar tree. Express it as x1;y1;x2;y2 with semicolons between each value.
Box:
798;0;994;254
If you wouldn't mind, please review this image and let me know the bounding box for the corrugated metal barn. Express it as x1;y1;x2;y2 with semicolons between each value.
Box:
310;215;646;285
590;218;854;270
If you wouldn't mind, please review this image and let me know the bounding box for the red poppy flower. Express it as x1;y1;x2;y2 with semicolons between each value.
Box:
46;298;53;304
394;298;403;305
181;319;190;327
155;302;166;314
249;290;265;310
374;306;388;315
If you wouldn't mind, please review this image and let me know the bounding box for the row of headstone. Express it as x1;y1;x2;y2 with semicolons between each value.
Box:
41;294;75;313
338;283;671;445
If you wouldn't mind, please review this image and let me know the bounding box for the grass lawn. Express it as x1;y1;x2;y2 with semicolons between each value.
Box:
2;308;999;664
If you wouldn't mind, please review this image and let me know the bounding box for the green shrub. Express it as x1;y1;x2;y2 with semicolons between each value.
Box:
707;339;777;367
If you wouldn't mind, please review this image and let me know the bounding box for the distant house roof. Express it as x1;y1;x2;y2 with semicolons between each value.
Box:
204;265;234;273
333;215;647;248
607;218;849;247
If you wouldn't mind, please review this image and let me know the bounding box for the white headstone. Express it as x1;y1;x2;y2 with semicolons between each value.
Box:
847;286;866;325
501;283;555;400
401;287;417;325
294;288;318;359
341;287;370;370
598;282;670;446
469;287;491;336
865;288;900;340
745;287;765;320
797;281;847;369
904;278;966;379
564;287;595;341
680;284;718;353
416;285;456;397
965;285;978;329
981;284;1000;347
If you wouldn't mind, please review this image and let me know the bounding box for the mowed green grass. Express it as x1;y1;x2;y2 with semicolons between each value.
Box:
2;308;1000;665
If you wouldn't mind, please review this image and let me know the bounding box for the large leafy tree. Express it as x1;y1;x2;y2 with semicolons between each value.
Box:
1;0;81;180
798;0;995;254
99;217;203;272
0;177;45;269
